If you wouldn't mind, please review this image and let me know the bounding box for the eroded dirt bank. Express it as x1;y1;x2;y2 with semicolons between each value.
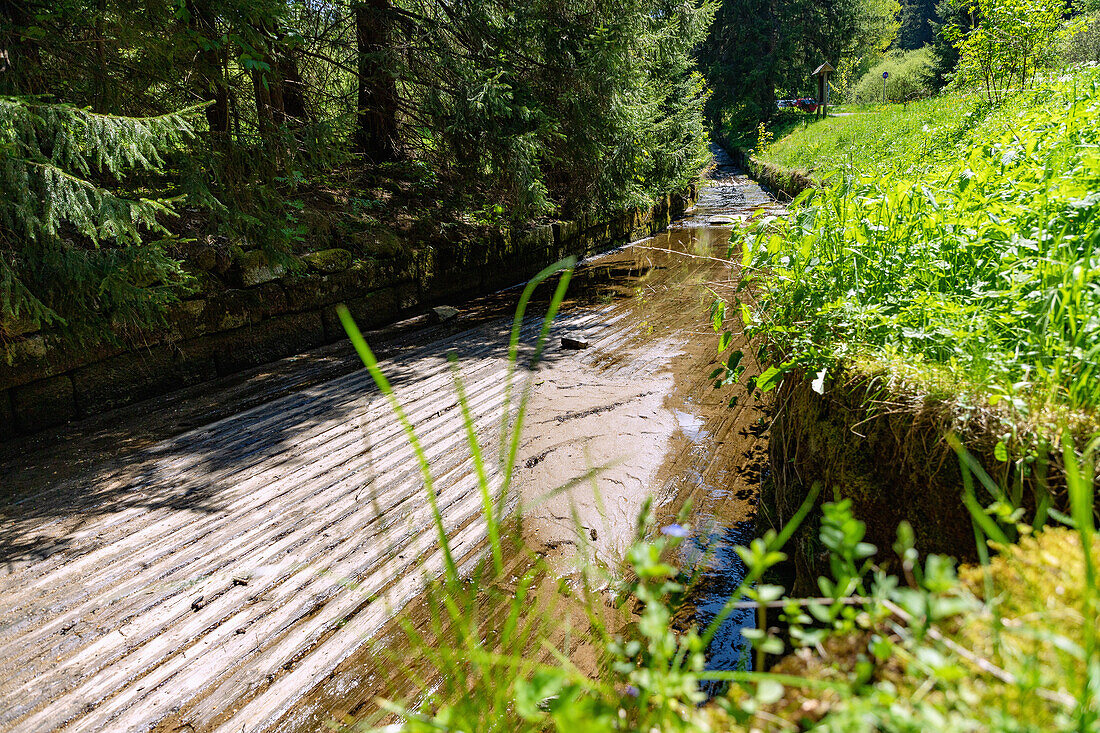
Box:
0;150;783;732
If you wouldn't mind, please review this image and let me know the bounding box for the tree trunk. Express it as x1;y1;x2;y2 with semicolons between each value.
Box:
93;0;108;111
252;65;277;138
185;0;229;142
355;0;399;162
274;41;309;125
762;0;778;116
251;19;311;160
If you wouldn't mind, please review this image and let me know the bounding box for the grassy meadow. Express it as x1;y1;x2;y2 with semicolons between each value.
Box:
742;66;1100;423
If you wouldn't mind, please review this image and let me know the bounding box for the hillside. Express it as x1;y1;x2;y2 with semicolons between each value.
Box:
745;67;1100;423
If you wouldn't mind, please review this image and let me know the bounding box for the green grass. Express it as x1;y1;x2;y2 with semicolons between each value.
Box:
739;66;1100;419
759;94;982;177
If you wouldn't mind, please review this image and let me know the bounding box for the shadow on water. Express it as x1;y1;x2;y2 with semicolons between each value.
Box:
678;517;757;693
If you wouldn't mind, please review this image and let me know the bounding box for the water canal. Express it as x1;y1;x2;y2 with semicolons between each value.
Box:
0;149;786;732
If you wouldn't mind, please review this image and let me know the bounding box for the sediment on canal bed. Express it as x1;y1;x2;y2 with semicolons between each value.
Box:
762;362;1099;596
0;186;696;439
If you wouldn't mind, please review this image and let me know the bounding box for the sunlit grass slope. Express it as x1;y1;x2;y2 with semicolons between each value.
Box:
761;95;982;177
741;66;1100;419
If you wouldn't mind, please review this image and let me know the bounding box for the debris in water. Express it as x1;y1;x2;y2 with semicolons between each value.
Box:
561;335;590;349
431;305;460;322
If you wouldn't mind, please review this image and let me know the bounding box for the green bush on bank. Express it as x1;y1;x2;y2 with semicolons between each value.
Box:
739;66;1100;419
851;48;938;104
1062;12;1100;66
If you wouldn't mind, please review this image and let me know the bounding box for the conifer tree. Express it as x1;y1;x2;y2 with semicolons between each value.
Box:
0;98;196;337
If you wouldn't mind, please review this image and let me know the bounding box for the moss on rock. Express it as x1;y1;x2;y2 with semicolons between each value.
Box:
234;250;289;288
302;248;353;274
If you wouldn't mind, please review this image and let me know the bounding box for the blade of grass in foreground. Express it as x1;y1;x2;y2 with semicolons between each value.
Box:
1063;433;1099;730
337;256;576;589
337;304;460;590
498;258;576;516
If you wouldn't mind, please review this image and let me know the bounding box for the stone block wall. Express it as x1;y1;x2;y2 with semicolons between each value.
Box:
728;148;814;201
0;186;696;439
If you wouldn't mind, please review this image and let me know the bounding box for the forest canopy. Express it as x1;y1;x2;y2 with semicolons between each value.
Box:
2;0;1092;339
0;0;713;338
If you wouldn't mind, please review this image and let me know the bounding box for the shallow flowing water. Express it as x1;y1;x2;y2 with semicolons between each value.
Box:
0;147;784;732
292;149;787;726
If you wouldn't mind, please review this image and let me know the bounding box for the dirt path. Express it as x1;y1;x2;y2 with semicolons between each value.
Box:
0;150;783;733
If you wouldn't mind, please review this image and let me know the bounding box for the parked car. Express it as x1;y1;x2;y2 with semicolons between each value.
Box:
777;98;820;112
795;98;819;112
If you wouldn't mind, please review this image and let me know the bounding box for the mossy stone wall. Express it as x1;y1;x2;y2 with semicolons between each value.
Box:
729;149;814;200
0;186;695;439
765;366;1082;595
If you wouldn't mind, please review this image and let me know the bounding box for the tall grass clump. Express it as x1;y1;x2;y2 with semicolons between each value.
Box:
739;66;1100;420
336;253;1100;731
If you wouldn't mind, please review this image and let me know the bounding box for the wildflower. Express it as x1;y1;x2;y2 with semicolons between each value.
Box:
661;524;688;538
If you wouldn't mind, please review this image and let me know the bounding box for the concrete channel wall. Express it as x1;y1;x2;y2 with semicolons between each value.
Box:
0;186;697;439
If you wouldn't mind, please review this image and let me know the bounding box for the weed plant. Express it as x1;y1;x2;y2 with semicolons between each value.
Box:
335;258;1100;731
850;48;938;105
739;66;1100;419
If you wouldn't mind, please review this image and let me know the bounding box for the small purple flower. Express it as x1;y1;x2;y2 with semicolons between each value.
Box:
661;523;688;538
624;685;640;697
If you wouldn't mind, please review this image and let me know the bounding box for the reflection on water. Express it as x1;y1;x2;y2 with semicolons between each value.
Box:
673;410;708;443
679;517;756;692
659;143;784;687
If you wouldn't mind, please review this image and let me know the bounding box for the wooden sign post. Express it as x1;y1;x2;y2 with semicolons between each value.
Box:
812;61;834;119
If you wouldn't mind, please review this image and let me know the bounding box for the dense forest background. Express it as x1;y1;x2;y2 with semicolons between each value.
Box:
1;0;1098;340
0;0;713;339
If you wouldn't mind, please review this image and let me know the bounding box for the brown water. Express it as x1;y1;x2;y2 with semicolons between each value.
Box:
287;149;787;729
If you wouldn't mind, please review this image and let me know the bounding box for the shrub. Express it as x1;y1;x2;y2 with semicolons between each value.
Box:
950;0;1075;103
1061;12;1100;65
852;48;937;103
